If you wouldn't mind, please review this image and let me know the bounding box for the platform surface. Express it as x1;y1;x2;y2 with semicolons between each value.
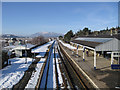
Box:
62;44;120;89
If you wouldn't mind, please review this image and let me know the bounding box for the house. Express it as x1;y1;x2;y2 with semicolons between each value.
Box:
13;44;35;57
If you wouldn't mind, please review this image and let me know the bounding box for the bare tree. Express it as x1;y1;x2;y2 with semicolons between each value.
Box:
30;36;48;45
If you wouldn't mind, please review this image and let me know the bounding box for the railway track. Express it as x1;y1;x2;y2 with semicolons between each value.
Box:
38;40;89;89
58;42;88;89
39;41;59;89
39;41;54;89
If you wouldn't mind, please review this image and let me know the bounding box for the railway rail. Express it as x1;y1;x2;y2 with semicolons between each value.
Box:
58;42;89;89
54;47;59;89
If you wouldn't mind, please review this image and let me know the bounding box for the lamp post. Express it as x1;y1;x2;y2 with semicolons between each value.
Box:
25;40;27;64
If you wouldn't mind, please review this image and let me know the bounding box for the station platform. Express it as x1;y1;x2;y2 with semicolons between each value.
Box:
61;44;120;89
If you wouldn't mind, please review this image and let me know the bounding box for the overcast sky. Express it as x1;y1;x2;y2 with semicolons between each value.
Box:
2;2;118;35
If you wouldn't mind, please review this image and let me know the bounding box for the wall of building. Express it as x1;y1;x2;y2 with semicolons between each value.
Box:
15;50;22;57
95;38;120;51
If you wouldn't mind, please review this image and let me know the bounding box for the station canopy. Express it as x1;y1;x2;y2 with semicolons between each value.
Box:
72;36;120;51
72;37;114;48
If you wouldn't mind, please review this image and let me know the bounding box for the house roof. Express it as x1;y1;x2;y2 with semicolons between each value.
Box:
13;44;35;50
4;45;16;49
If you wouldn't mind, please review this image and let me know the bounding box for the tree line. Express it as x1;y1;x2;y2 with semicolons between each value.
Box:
59;26;120;43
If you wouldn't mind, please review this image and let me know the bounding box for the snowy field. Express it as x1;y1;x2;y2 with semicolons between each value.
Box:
25;58;46;88
59;40;76;50
0;58;34;89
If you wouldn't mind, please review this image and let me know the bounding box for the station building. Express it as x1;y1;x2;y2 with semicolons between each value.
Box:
70;34;120;70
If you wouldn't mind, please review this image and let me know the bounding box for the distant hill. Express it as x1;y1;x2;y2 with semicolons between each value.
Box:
2;34;25;38
30;32;63;38
2;32;63;38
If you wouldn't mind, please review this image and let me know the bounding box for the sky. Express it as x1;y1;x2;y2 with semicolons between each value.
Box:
2;2;118;35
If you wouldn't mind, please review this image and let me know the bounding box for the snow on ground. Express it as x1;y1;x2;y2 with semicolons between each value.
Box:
59;40;76;50
32;41;54;58
25;58;46;88
32;41;54;53
55;45;64;88
13;44;35;50
56;58;64;88
0;58;34;89
36;52;46;58
53;48;56;88
54;41;64;88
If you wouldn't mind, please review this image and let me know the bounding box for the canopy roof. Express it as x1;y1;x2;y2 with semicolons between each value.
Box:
72;40;101;48
75;38;113;43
